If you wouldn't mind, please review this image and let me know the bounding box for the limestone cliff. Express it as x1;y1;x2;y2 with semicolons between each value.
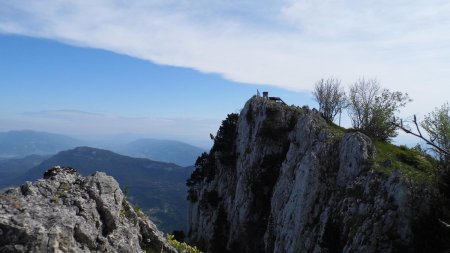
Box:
0;166;176;253
187;96;439;253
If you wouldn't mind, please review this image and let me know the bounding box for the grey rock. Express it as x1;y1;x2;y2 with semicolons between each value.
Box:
0;166;176;253
188;96;433;253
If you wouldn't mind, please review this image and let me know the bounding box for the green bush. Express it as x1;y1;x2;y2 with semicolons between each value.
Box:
212;113;239;153
186;152;217;194
167;234;203;253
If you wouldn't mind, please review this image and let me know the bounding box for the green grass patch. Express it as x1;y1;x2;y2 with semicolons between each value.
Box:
372;140;436;184
326;121;346;139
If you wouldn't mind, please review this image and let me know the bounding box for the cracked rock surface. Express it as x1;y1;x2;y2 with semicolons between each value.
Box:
0;166;176;253
188;96;434;253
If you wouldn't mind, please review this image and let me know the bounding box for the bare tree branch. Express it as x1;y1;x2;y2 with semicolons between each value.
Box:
393;116;450;157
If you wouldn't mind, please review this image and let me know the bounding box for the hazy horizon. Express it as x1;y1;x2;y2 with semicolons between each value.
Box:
0;128;211;150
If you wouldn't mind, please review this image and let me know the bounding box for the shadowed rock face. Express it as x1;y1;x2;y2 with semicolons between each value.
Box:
0;166;176;253
187;96;435;253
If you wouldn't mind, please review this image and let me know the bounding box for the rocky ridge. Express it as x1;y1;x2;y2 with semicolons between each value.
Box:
0;166;176;253
187;96;436;253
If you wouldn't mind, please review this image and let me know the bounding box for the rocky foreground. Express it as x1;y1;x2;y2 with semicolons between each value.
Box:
0;166;176;253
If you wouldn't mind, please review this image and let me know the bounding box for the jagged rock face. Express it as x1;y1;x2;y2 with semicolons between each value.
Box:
0;166;176;253
187;96;431;253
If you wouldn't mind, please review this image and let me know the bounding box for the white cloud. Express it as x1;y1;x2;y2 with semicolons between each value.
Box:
1;0;449;116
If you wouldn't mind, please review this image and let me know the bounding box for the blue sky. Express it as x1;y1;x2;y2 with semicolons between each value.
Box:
1;0;449;147
0;35;313;147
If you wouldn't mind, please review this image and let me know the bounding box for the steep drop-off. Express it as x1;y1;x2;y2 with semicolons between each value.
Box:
187;96;439;253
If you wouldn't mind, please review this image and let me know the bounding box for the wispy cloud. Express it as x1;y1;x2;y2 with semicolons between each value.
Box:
1;0;449;115
21;110;105;120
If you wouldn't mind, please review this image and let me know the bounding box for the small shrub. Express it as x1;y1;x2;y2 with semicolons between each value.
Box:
133;204;146;218
167;234;203;253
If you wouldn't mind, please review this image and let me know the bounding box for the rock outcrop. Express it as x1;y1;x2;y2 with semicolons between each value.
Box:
0;166;176;253
187;96;438;253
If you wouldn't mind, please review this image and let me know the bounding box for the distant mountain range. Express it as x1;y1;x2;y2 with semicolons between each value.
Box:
0;130;205;166
0;130;82;158
115;138;205;166
2;146;193;232
0;130;204;231
0;154;49;188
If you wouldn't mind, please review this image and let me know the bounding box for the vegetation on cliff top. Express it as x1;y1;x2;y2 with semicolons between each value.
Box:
187;113;239;203
202;94;440;185
372;141;436;183
322;121;435;183
311;77;449;184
